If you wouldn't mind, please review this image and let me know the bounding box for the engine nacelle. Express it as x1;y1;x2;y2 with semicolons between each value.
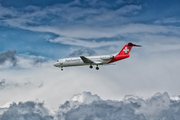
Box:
100;55;114;60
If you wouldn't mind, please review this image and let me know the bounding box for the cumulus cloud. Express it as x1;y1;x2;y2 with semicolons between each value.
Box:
56;92;180;120
0;50;18;66
0;101;54;120
1;92;180;120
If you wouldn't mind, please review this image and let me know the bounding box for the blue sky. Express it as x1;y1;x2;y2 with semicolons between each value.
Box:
1;0;180;119
0;0;180;59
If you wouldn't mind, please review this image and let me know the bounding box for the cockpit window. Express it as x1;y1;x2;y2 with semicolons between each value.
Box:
57;60;59;62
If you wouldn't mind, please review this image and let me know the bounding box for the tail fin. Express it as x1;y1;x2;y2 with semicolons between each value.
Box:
108;43;141;63
118;42;141;55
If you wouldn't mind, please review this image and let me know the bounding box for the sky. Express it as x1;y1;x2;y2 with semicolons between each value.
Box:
0;0;180;119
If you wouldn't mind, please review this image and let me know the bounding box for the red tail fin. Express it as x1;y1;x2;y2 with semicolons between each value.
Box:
118;42;138;55
108;43;141;63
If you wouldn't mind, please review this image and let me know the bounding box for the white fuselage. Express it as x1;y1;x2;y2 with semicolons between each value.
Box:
53;42;141;70
54;54;115;68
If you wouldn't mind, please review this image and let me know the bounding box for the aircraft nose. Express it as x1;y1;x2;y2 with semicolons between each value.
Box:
53;62;59;67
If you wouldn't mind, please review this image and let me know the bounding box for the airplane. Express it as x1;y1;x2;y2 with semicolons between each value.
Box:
54;42;141;71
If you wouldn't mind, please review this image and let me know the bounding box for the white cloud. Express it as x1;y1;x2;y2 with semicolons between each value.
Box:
0;5;19;19
0;1;180;119
1;91;180;120
3;23;176;48
1;1;180;50
49;37;124;48
154;17;180;24
0;38;180;110
71;92;101;104
45;24;180;48
0;53;47;69
0;1;142;44
115;5;142;15
0;0;142;27
0;101;54;120
56;92;180;120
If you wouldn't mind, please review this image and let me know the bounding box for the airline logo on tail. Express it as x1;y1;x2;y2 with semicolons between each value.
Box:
123;47;129;53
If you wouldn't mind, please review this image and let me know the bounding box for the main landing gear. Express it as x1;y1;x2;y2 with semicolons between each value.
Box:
89;65;93;69
89;65;99;70
96;65;99;70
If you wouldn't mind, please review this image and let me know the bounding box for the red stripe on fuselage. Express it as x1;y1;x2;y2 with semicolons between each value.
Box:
108;54;130;63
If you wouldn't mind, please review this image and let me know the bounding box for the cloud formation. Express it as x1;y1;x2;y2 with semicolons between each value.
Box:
0;50;18;66
0;1;180;119
0;79;5;89
32;57;46;66
154;17;180;24
0;0;142;27
0;101;54;120
12;54;48;69
56;92;180;120
1;91;180;120
0;79;32;90
0;0;179;51
0;0;144;48
0;78;44;91
69;48;96;57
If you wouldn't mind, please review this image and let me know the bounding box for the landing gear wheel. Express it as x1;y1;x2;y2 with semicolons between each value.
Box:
89;65;93;69
96;66;99;70
61;67;63;71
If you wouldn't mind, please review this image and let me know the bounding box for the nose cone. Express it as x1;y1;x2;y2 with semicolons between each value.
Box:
53;62;59;67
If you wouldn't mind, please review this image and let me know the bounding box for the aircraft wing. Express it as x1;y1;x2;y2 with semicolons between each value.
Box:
80;56;94;64
80;56;103;64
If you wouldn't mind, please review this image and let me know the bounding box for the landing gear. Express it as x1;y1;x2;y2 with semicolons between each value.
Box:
89;65;93;69
96;65;99;70
61;67;63;71
89;65;99;70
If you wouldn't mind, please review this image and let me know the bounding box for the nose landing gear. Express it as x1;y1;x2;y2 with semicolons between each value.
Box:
61;67;63;71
